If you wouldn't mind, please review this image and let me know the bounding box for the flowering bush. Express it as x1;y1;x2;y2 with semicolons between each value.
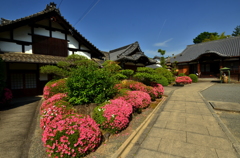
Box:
175;76;192;84
40;93;68;111
0;88;12;105
43;79;67;100
114;80;164;100
151;83;164;97
40;100;75;129
42;114;102;158
118;91;151;110
93;98;132;134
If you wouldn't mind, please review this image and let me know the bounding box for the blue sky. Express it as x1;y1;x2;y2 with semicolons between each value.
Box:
0;0;239;58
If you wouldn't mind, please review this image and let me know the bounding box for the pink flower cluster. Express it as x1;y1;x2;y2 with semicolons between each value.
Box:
40;93;102;157
42;114;101;158
99;98;132;133
0;88;12;105
43;79;67;100
114;80;164;100
175;76;192;84
118;91;151;110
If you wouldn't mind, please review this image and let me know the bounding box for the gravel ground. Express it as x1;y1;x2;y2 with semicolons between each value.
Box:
201;83;240;103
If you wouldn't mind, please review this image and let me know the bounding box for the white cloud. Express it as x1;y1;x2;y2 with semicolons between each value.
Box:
144;50;158;57
154;38;173;47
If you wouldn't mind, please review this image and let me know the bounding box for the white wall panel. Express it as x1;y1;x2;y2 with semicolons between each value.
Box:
67;35;78;49
14;26;31;42
75;51;91;59
52;31;65;40
0;41;22;52
34;28;49;37
0;31;10;39
25;45;32;54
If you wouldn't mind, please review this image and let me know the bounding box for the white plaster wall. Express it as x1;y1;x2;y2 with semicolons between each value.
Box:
75;51;91;59
68;50;73;56
67;35;78;49
34;28;49;37
52;22;64;30
0;31;10;39
80;45;90;51
25;45;32;54
0;41;22;52
14;26;31;42
52;31;65;40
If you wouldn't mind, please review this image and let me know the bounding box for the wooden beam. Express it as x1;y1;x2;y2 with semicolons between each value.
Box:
0;38;31;45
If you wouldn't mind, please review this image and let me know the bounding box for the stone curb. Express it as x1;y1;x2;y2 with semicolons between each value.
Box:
198;84;240;158
23;98;44;158
111;96;167;158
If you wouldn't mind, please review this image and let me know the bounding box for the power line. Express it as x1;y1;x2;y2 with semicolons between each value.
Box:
74;0;100;27
58;0;64;9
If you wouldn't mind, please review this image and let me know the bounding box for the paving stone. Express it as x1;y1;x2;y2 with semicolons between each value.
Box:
148;128;186;142
140;136;161;150
135;148;182;158
166;122;209;135
186;117;217;127
157;115;186;123
215;149;238;158
187;132;233;150
158;138;218;158
154;120;167;128
207;126;227;138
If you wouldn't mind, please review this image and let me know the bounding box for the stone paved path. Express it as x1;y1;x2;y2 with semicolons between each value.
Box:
124;82;239;158
0;97;41;158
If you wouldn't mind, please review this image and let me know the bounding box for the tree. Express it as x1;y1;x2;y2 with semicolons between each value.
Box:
158;49;166;68
202;32;231;42
193;32;218;44
232;25;240;36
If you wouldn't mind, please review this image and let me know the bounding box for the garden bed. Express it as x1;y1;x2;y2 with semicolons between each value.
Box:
28;98;163;158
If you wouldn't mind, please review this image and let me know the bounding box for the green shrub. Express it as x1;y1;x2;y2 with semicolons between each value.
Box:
178;73;186;76
136;67;155;74
155;67;175;84
102;60;121;73
114;73;128;80
67;65;118;105
189;74;198;82
119;69;134;78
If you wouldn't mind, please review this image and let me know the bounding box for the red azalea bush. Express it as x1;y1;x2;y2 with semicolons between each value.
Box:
42;114;102;158
175;76;192;84
40;100;75;129
0;88;12;105
43;79;67;100
118;91;151;110
93;98;132;134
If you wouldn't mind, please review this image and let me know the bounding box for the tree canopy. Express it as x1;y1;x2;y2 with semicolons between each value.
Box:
232;25;240;36
193;32;218;44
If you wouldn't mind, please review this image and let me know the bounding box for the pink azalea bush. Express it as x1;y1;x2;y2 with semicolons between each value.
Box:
43;79;67;100
40;100;76;129
114;80;164;100
0;88;13;105
93;98;133;133
175;76;192;84
42;114;102;158
118;91;151;110
40;93;68;112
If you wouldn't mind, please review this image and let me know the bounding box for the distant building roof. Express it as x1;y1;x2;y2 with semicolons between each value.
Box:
109;41;156;64
170;36;240;63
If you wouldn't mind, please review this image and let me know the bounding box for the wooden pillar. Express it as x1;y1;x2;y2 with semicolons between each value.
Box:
197;62;201;77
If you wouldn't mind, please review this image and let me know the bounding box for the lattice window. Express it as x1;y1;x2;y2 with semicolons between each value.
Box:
11;74;23;89
25;73;37;89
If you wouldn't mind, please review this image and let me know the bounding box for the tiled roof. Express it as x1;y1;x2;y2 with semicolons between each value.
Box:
170;36;240;63
0;53;69;64
109;42;156;64
0;3;103;58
